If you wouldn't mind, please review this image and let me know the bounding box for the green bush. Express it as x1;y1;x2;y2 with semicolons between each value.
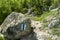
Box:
0;34;4;40
21;8;27;14
0;0;12;25
52;0;60;8
0;0;60;25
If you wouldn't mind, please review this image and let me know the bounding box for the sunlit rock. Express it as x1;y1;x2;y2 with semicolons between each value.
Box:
48;17;60;28
0;12;32;40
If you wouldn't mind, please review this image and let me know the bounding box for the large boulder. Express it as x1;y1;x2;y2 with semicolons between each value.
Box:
0;12;32;40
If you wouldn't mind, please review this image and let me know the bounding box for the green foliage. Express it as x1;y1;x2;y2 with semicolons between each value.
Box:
0;37;4;40
0;34;4;40
21;8;27;14
29;11;53;21
52;0;60;8
0;0;12;24
30;0;52;15
0;0;60;25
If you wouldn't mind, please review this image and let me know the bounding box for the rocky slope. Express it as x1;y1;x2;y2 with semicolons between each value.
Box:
0;7;60;40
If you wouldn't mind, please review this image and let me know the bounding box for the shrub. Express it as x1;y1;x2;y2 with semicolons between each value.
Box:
52;0;60;8
0;0;60;25
21;8;27;14
0;0;12;25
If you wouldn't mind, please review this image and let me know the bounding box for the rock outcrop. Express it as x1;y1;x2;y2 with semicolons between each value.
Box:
0;11;60;40
0;12;32;40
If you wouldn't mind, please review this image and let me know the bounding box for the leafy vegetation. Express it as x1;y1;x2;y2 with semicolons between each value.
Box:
29;10;58;21
0;0;60;24
0;0;58;25
0;34;4;40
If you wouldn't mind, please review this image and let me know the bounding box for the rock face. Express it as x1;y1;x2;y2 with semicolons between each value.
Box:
0;12;60;40
0;12;32;40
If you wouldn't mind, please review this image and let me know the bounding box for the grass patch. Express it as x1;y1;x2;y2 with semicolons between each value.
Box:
29;10;58;22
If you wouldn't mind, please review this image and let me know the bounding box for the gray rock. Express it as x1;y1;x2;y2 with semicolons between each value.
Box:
49;6;55;10
28;8;32;14
0;12;32;40
20;32;37;40
48;17;60;28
